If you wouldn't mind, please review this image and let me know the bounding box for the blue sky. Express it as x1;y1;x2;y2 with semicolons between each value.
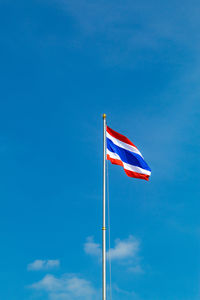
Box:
0;0;200;299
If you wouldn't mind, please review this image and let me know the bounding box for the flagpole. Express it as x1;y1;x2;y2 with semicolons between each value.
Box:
102;113;107;300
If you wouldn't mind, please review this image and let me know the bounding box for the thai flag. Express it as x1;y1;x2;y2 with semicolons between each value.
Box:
106;126;151;181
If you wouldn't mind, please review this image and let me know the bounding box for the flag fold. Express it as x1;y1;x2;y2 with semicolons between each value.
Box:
106;126;151;181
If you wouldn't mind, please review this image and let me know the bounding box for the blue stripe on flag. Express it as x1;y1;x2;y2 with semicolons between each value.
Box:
107;138;151;171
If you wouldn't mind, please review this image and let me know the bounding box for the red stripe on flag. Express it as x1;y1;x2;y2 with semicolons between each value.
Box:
124;169;149;181
106;126;137;148
107;154;149;181
107;154;123;166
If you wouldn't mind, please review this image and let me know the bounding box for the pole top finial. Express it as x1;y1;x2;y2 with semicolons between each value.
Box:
102;113;106;119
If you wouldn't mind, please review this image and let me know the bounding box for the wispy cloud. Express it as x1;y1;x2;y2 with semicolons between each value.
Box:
30;273;99;300
84;235;143;273
84;235;139;260
108;235;139;261
54;0;200;67
27;259;60;271
30;273;140;300
84;236;101;257
128;265;144;274
113;283;137;297
29;236;143;299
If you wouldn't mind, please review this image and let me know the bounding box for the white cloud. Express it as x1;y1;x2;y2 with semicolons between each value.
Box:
108;235;139;261
84;236;101;257
29;236;143;299
27;259;60;271
30;274;99;300
84;235;140;261
84;235;143;273
84;235;139;261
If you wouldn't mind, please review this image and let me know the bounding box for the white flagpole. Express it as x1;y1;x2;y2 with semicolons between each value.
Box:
102;113;107;300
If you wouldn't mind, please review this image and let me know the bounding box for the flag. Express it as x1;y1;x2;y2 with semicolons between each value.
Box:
106;126;151;181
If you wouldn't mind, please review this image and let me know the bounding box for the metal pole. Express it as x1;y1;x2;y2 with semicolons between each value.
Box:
102;113;107;300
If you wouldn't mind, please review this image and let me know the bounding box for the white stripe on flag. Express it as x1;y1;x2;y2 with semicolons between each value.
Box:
107;149;121;161
106;131;143;157
123;162;151;176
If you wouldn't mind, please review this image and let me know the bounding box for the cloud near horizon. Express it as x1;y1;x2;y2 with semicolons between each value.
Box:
27;259;60;271
30;273;99;300
29;236;143;300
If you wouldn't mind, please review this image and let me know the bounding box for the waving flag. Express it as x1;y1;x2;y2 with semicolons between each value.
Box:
106;126;151;181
